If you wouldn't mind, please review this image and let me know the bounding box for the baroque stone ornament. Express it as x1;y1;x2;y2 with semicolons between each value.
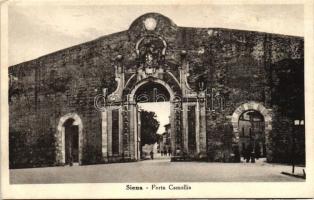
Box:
136;35;167;80
143;17;157;30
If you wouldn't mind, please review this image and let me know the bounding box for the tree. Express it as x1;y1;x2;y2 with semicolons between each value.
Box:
156;133;163;144
140;110;160;147
272;59;304;119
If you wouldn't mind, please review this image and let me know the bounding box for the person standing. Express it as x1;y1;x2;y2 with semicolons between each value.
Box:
233;145;240;162
150;150;154;160
246;144;253;163
254;143;261;159
242;145;247;162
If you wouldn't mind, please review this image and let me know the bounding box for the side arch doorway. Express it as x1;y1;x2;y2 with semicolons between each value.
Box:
56;113;83;165
64;119;79;164
238;110;266;162
231;102;272;162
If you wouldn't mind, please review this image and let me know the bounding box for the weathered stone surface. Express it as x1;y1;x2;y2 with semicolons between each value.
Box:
9;13;304;168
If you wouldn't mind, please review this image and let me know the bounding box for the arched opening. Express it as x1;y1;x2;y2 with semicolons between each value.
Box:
135;82;170;103
56;113;83;165
131;79;173;162
231;102;272;163
63;118;79;165
238;110;266;162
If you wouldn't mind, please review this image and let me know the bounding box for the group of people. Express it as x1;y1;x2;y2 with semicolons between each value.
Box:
148;148;171;160
160;148;171;156
242;143;262;163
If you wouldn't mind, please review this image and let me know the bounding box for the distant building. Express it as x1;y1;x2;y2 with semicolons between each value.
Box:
159;123;171;154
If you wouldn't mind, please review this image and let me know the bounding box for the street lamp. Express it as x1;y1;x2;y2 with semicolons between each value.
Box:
292;119;304;174
281;119;305;179
294;120;300;125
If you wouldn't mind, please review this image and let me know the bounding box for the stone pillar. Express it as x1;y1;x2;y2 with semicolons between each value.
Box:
195;102;200;154
101;110;108;162
137;110;141;160
129;103;136;160
134;106;141;160
122;104;131;159
118;107;123;156
107;108;112;157
170;102;176;156
133;106;138;160
61;126;65;164
182;103;189;153
199;97;207;155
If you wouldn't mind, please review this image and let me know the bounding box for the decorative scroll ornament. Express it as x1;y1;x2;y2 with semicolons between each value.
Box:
179;50;198;97
107;55;124;102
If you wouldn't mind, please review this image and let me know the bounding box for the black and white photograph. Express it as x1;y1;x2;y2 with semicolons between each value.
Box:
1;0;314;199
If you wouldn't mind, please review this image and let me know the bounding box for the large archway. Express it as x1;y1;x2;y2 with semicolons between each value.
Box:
129;78;176;102
56;113;83;165
131;79;173;161
128;78;181;160
231;102;272;162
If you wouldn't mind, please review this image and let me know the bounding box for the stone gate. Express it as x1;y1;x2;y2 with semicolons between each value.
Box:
100;30;207;161
8;12;304;168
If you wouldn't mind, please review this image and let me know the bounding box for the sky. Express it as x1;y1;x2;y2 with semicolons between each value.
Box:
8;3;304;66
138;102;170;135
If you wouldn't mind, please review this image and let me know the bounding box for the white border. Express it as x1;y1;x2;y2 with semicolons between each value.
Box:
1;0;314;198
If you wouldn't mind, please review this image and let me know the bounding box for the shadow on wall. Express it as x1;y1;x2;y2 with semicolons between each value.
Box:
9;129;56;169
206;121;236;162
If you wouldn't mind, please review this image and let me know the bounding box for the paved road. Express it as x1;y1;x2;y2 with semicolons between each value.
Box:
10;158;304;184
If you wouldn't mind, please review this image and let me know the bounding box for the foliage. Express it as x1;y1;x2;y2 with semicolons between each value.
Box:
156;133;163;143
272;59;304;119
140;110;160;146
